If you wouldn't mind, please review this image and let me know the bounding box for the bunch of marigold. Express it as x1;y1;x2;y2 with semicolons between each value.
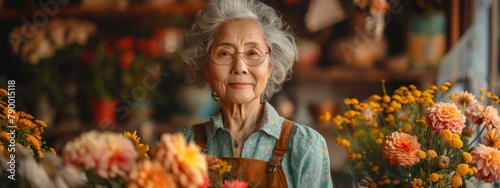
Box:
0;88;51;159
325;81;500;187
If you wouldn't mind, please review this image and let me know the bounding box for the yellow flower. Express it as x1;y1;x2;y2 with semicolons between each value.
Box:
440;86;449;92
356;162;363;169
468;168;474;175
429;173;440;182
383;95;391;103
37;150;44;158
344;98;352;105
35;120;47;128
356;153;362;159
411;178;423;188
451;174;462;188
443;82;452;87
393;179;400;185
319;111;331;123
372;166;379;172
412;90;421;97
426;150;437;158
440;129;453;142
383;179;391;184
402;124;411;133
462;152;472;163
124;131;150;160
369;95;382;101
351;98;359;105
375;139;383;144
416;150;426;159
368;182;377;188
448;138;463;149
478;96;484;101
216;158;232;174
26;134;41;150
49;147;56;155
341;139;351;147
456;164;469;176
0;131;9;141
0;88;7;97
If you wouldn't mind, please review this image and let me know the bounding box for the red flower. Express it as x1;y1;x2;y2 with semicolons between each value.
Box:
115;36;134;51
119;50;135;70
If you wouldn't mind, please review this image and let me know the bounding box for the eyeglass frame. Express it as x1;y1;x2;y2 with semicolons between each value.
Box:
210;47;270;66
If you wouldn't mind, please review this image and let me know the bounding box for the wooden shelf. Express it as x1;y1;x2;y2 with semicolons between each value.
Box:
0;2;205;20
294;66;437;89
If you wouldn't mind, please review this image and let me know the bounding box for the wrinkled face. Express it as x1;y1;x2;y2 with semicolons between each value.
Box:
204;19;272;104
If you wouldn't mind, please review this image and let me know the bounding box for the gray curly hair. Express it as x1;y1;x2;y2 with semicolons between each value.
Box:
182;0;298;101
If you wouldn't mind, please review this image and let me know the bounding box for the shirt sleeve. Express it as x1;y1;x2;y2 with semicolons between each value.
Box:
288;125;333;188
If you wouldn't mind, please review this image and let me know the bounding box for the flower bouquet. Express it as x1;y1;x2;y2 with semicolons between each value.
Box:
62;130;252;188
323;81;500;187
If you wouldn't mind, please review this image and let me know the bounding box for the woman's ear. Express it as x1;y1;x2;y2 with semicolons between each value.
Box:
267;61;273;79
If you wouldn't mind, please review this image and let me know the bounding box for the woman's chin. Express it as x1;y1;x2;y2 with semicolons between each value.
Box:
221;95;260;105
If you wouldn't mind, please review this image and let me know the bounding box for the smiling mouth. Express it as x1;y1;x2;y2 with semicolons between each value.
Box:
228;82;251;88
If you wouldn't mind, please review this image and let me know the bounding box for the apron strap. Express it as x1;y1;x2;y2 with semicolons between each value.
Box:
266;119;295;188
193;123;207;151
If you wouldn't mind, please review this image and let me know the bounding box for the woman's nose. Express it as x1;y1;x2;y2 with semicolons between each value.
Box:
230;55;248;74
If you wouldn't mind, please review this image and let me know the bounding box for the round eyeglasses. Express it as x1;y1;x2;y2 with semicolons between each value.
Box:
211;46;269;66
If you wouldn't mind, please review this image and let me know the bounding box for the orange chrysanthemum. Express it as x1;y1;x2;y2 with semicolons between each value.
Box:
128;160;176;188
483;128;500;148
470;144;500;183
154;133;208;188
382;132;421;167
426;102;466;134
452;91;477;109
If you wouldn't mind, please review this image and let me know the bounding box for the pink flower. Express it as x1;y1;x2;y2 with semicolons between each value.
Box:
467;103;500;130
382;132;421;168
470;144;500;183
426;102;466;134
62;131;137;179
222;180;249;188
452;91;477;109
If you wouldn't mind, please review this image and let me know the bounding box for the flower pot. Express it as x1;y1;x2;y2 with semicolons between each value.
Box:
407;11;446;68
92;98;117;128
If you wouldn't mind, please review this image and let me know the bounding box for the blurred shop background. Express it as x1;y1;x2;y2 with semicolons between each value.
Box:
0;0;498;186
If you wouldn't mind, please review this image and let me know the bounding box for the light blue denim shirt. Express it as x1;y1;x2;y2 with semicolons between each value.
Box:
180;102;333;188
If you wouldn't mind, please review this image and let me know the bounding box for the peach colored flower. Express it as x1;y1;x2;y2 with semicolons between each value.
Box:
154;133;208;188
470;144;500;183
222;180;249;188
452;91;477;109
467;103;500;130
128;160;176;188
62;131;137;179
426;102;466;134
382;132;421;167
483;128;500;148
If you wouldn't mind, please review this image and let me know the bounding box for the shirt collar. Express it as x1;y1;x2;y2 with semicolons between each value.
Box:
206;102;283;140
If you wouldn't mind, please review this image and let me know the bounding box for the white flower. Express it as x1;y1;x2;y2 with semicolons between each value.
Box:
48;19;67;49
19;158;55;188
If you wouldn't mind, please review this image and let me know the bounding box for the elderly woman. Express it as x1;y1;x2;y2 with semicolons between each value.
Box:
181;0;333;187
